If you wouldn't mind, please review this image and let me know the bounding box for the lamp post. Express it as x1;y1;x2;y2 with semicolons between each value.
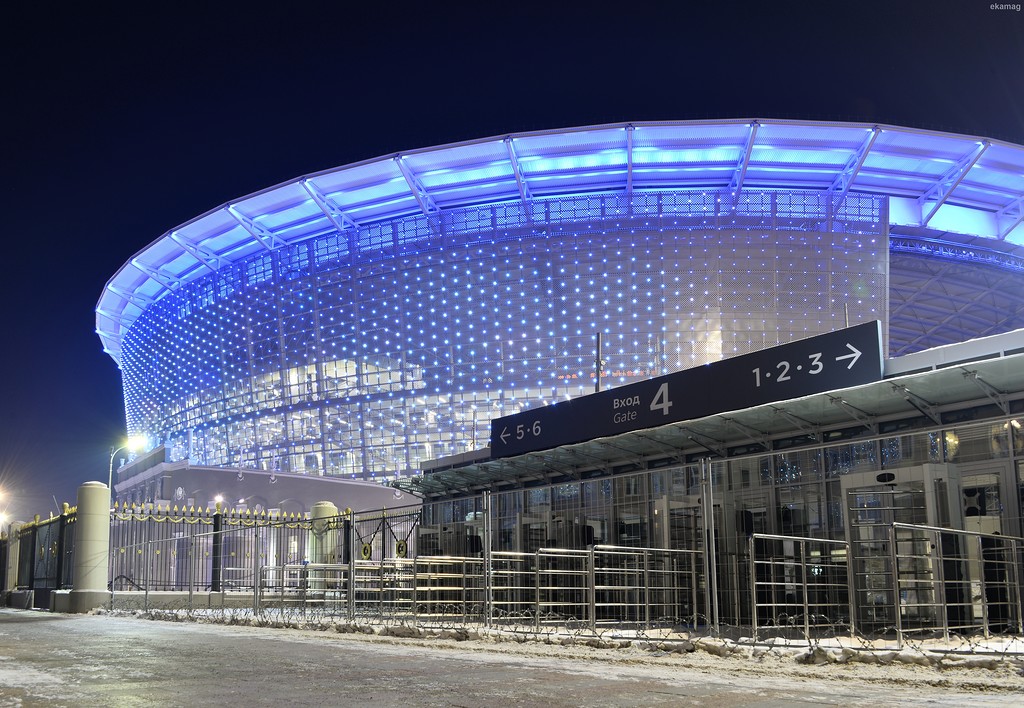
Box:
107;436;147;498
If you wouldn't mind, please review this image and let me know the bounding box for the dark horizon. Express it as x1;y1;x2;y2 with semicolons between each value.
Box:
2;1;1022;524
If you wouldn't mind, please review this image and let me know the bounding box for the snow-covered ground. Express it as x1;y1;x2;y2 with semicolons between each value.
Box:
97;607;1024;699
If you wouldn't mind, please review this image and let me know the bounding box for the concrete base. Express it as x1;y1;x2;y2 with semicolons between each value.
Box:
52;589;111;614
7;590;34;609
110;591;256;611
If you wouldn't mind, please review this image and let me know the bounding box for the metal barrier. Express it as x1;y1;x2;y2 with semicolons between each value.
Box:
104;504;1024;647
889;523;1024;645
749;533;854;643
109;504;312;596
253;544;700;632
9;509;77;609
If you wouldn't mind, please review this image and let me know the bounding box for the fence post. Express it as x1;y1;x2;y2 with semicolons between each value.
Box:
252;523;260;615
701;458;720;634
54;506;68;592
977;534;990;639
643;549;651;629
534;549;541;632
749;534;758;642
800;541;810;643
482;491;492;628
587;546;596;633
211;502;223;593
1013;540;1024;635
346;508;356;622
934;529;949;643
845;539;857;640
889;524;903;649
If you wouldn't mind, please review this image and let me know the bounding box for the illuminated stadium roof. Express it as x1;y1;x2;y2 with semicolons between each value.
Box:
97;119;1024;363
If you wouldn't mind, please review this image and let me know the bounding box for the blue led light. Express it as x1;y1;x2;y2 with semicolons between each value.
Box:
118;190;889;480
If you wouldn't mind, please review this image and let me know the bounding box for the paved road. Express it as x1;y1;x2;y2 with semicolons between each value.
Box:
0;609;1020;707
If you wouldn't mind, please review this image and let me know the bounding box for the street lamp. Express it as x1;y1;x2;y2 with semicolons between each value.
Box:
108;436;148;495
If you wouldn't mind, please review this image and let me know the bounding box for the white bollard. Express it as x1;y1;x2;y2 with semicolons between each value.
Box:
309;501;340;564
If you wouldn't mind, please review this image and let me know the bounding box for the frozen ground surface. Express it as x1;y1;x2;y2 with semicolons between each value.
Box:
0;608;1022;706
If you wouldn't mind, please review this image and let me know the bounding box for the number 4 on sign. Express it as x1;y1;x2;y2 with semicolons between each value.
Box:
650;383;673;415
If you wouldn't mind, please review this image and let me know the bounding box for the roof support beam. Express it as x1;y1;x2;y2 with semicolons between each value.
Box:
996;197;1024;241
95;308;130;329
168;231;224;273
226;205;289;250
829;397;878;434
106;284;154;310
770;406;820;441
394;156;440;219
589;440;646;471
962;369;1009;415
302;179;360;234
504;137;533;205
721;417;771;451
918;141;989;226
892;384;943;425
829;126;879;206
129;258;181;291
631;432;688;464
625;124;635;197
681;428;727;459
725;121;759;208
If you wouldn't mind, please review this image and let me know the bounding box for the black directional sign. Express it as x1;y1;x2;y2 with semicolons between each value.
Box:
490;321;883;458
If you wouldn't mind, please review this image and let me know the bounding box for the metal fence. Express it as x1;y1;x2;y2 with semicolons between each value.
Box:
64;502;1024;647
110;503;312;596
887;522;1023;645
1;508;77;609
254;545;701;632
749;533;853;642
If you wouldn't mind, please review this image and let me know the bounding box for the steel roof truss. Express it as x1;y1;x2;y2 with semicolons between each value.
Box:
227;206;289;250
625;124;634;197
726;121;759;207
302;180;360;234
962;369;1009;414
95;308;129;330
394;156;440;218
829;127;879;205
129;258;180;291
106;284;154;310
168;231;224;273
918;141;990;226
504;138;533;205
996;198;1024;240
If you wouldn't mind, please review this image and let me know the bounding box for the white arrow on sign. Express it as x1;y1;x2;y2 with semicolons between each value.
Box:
835;343;862;369
499;427;511;444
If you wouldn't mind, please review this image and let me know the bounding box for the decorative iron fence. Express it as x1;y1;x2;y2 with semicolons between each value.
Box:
1;507;78;609
109;502;313;594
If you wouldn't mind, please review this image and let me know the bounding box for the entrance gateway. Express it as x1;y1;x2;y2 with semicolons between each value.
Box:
405;325;1024;633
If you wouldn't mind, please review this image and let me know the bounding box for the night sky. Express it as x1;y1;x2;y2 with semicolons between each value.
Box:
2;2;1022;522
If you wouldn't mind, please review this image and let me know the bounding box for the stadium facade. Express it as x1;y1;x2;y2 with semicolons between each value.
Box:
97;120;1024;490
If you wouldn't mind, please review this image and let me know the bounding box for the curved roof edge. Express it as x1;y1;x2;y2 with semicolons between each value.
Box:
97;119;1024;364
